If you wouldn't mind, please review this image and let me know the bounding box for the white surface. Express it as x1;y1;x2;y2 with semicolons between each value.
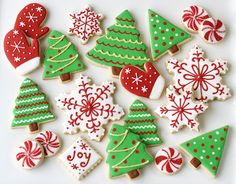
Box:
0;0;235;183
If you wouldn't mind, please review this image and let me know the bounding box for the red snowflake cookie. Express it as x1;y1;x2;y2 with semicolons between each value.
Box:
167;45;231;102
69;5;103;44
14;3;49;39
55;74;124;141
155;87;208;132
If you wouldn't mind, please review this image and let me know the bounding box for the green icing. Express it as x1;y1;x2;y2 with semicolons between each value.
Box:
148;9;191;60
124;100;162;145
181;125;229;176
87;10;150;69
106;124;153;177
12;78;55;127
43;30;85;79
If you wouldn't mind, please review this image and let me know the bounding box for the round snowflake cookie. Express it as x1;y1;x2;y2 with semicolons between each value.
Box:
16;140;44;169
155;147;183;175
35;131;61;157
182;5;209;32
199;18;226;44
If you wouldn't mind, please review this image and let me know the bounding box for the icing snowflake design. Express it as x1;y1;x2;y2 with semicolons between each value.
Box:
10;41;25;53
56;74;124;141
167;45;231;102
155;87;208;132
69;5;103;44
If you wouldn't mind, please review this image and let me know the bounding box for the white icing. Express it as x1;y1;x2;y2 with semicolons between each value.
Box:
149;75;165;100
16;56;40;75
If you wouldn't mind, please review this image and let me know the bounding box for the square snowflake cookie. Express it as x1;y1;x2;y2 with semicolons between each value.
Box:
59;137;102;180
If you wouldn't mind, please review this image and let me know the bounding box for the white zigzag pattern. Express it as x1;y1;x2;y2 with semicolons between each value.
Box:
128;114;151;118
142;137;160;141
16;96;44;104
132;103;144;107
20;88;38;94
14;115;54;124
15;105;48;114
129;125;156;129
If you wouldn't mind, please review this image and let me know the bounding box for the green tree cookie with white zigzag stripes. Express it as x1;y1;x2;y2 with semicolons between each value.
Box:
12;78;55;133
124;100;162;145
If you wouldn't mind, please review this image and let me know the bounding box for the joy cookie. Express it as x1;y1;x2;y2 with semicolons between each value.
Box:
87;10;150;77
69;5;103;44
12;78;55;133
124;100;162;145
120;62;165;100
14;3;49;39
155;147;183;175
199;18;226;44
16;139;44;169
180;125;229;177
167;45;231;102
148;9;191;61
59;137;102;180
155;87;208;133
106;124;153;179
182;5;210;32
43;30;86;82
35;131;61;157
4;29;40;75
55;74;124;141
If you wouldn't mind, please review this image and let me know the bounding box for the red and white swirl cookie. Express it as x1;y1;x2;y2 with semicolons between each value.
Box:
199;18;226;44
16;140;44;169
155;147;183;175
35;131;61;157
182;5;209;32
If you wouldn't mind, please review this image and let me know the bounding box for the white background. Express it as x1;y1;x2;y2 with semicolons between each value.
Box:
0;0;235;183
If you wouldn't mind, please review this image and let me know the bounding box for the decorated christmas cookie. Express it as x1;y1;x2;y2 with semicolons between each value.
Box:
106;124;153;179
16;139;44;169
12;78;55;133
43;30;85;82
124;100;162;145
14;3;49;39
59;137;102;180
167;45;231;102
120;62;165;99
155;147;183;175
155;87;208;133
35;131;61;157
69;5;103;44
199;18;226;44
148;9;191;61
182;5;210;32
4;29;40;75
87;10;150;76
180;125;229;176
55;74;124;141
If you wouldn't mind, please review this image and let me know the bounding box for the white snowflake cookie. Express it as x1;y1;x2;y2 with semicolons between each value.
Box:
167;45;231;102
59;137;102;180
55;74;124;141
68;5;103;44
155;87;208;132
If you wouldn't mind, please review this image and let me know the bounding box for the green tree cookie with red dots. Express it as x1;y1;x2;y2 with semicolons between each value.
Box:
43;30;85;82
106;124;153;179
148;9;191;61
180;125;229;177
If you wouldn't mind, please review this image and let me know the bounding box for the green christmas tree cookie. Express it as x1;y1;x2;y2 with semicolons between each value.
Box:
180;125;229;176
43;30;85;82
106;124;153;179
148;9;191;61
12;78;55;133
124;100;162;145
87;10;150;77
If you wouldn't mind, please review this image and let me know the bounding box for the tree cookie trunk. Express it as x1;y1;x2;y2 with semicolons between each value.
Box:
111;66;122;76
28;123;39;133
169;44;179;55
60;73;71;82
190;157;201;168
127;169;140;179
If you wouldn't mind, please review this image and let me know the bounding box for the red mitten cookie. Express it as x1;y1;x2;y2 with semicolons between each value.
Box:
4;29;40;75
14;3;49;39
120;62;165;100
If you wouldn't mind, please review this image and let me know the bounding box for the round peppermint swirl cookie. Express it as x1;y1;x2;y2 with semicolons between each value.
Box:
182;5;209;32
155;147;183;175
35;131;61;157
16;140;44;169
